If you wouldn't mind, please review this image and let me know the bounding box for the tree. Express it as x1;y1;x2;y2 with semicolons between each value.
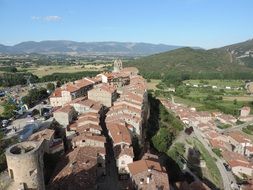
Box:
2;102;17;118
56;81;62;88
152;127;174;152
47;83;55;92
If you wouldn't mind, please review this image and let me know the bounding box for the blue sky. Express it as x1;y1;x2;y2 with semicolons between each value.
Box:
0;0;252;49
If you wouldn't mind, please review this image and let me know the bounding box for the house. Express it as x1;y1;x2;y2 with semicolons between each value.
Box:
76;115;100;126
114;145;134;174
222;150;253;178
88;83;117;107
241;107;251;117
49;78;95;107
128;157;169;190
49;147;106;190
72;133;106;148
107;123;132;147
107;122;134;174
227;131;252;155
229;160;253;178
209;139;232;151
76;123;102;135
69;97;102;114
216;114;237;125
53;105;76;127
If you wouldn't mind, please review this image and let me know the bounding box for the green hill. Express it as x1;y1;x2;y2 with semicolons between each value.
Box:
125;47;253;79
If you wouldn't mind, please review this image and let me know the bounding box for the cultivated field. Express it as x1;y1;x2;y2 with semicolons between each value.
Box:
17;65;108;77
223;96;253;101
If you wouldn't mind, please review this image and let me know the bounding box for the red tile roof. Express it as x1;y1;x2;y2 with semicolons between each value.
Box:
107;123;131;145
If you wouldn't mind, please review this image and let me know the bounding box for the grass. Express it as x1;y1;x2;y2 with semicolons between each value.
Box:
193;139;222;188
173;96;205;108
17;65;105;78
212;148;222;157
242;125;253;135
147;79;161;90
217;124;232;129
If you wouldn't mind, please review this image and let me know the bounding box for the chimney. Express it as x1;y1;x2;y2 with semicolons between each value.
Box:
147;174;150;184
140;178;144;185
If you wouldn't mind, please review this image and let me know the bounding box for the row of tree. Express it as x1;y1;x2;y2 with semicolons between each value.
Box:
0;70;100;87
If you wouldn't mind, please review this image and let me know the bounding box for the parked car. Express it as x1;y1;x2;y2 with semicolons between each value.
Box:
19;123;39;141
2;119;10;127
223;163;231;171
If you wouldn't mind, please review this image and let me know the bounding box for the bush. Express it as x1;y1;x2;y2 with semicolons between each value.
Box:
212;148;222;157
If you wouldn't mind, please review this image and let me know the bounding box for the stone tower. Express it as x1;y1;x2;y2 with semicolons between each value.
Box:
5;141;45;190
113;59;123;72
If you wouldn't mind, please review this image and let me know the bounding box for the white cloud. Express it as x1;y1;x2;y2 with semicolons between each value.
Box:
31;15;62;22
43;16;62;22
31;16;41;20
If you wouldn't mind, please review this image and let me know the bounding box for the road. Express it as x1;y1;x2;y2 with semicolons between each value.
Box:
193;126;239;190
222;120;253;133
4;101;53;140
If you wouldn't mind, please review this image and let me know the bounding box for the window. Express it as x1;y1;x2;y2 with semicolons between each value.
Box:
9;169;14;179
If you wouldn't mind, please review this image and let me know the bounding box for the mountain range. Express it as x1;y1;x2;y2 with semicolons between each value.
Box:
125;39;253;75
0;41;183;56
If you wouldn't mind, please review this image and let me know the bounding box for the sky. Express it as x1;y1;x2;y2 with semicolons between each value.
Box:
0;0;253;49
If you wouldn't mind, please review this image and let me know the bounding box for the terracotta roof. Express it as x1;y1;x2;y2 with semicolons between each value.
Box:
72;133;106;143
50;146;105;190
90;83;116;94
206;130;220;139
128;159;169;190
29;129;54;142
77;116;99;123
107;123;131;145
209;139;225;149
76;123;102;134
222;150;248;163
114;145;134;158
228;160;253;168
228;131;251;144
128;159;166;175
50;88;62;97
54;105;74;113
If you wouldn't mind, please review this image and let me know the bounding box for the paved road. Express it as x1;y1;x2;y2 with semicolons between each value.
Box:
193;127;239;190
4;102;53;140
223;120;253;133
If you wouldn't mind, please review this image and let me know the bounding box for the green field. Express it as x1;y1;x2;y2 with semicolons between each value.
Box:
183;79;245;88
17;65;106;78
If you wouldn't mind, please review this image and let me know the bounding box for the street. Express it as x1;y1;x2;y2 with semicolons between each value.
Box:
193;126;239;190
